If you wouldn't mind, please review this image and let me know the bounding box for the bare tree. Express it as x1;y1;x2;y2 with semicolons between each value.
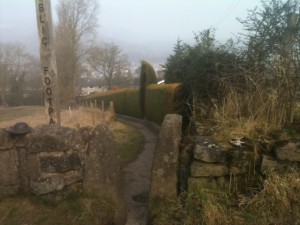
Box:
55;0;99;102
0;44;9;105
0;42;34;106
87;43;130;89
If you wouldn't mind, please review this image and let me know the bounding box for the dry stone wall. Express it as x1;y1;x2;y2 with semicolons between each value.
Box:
187;136;255;191
148;114;300;196
261;140;300;172
27;125;88;196
0;123;124;207
187;137;300;192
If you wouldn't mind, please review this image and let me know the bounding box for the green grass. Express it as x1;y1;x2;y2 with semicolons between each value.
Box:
112;121;144;164
0;194;116;225
0;106;44;122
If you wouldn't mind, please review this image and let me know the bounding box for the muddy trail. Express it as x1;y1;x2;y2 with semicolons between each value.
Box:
118;117;159;225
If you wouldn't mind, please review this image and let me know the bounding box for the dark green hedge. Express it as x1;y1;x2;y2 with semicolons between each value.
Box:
83;83;182;126
84;89;142;119
145;83;182;125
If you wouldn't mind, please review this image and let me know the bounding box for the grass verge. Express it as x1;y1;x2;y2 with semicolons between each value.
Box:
0;194;116;225
151;168;300;225
111;121;144;165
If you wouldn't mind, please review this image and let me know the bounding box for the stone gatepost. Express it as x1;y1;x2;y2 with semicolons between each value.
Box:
0;129;19;196
7;122;32;194
149;114;182;201
83;123;126;225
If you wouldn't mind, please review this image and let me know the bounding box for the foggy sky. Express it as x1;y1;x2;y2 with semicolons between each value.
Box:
0;0;262;63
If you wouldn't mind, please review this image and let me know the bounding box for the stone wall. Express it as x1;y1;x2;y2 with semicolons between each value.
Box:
147;114;300;201
0;123;124;205
261;140;300;172
186;136;300;192
0;125;90;197
185;136;253;192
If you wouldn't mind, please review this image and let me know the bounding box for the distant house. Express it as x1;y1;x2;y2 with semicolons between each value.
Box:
80;86;107;96
157;79;165;85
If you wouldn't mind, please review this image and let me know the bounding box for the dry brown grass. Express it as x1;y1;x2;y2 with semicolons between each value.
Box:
0;106;46;128
0;106;112;129
152;168;300;225
194;81;288;148
0;106;143;164
244;168;300;224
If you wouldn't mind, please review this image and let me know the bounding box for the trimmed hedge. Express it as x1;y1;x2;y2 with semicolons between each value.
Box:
82;83;183;126
145;83;182;125
84;89;142;119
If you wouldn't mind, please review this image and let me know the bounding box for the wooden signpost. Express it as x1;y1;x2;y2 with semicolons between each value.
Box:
35;0;61;125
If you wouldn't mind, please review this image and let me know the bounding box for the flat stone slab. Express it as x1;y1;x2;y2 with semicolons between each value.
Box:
191;161;228;177
32;176;65;195
188;177;228;191
40;153;81;173
28;125;88;154
275;141;300;162
261;155;284;173
193;143;226;163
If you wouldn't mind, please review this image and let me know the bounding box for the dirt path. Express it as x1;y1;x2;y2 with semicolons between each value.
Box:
118;118;159;225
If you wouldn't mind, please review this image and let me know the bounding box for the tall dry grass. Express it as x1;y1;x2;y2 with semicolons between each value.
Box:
152;168;300;225
243;168;300;224
194;71;291;145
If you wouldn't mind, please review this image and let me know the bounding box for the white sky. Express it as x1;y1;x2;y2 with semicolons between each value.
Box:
99;0;261;41
0;0;262;63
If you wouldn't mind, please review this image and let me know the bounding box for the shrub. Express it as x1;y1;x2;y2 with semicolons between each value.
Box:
139;64;147;118
141;60;157;85
139;60;157;118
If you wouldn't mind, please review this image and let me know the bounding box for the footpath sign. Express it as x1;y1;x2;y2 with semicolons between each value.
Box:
35;0;61;125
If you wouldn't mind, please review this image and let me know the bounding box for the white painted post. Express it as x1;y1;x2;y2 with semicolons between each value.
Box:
35;0;61;125
69;106;72;117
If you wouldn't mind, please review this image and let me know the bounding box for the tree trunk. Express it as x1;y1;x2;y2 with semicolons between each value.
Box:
72;67;78;101
0;90;7;106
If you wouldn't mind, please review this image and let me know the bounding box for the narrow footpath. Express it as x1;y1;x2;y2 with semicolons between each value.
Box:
118;117;159;225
